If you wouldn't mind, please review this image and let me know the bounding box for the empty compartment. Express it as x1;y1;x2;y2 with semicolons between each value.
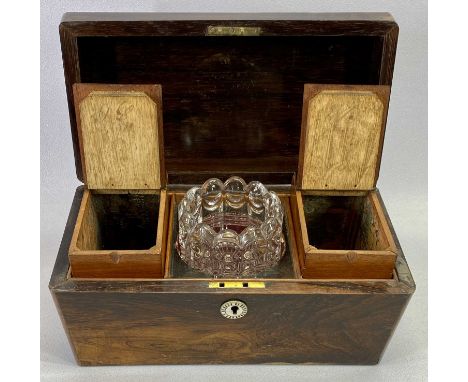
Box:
77;192;159;250
69;189;167;278
294;191;397;279
303;195;388;251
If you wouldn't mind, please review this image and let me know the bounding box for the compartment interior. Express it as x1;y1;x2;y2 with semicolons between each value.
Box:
166;193;299;279
302;194;389;251
76;192;160;251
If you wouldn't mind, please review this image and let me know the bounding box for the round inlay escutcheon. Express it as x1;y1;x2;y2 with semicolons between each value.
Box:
220;300;248;319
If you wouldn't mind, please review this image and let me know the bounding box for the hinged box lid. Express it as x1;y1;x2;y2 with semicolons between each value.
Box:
60;13;398;185
73;83;164;189
298;84;390;191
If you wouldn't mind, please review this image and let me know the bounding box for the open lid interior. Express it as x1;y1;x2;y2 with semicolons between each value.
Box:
60;13;398;185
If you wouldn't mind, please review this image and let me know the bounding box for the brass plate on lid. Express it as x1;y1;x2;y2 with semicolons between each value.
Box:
207;26;262;36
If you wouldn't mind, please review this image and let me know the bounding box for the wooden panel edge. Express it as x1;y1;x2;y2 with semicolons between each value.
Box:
308;249;395;256
280;195;302;279
303;249;395;280
70;249;157;256
374;189;415;292
60;25;83;182
68;188;90;254
164;193;177;278
369;191;398;253
49;186;85;289
296;84;309;190
154;190;167;254
379;23;399;85
159;190;170;275
371;86;391;187
289;191;307;270
69;251;162;279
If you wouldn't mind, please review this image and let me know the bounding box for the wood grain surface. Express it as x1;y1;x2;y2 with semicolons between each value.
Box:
73;84;164;189
303;250;396;280
60;16;398;182
299;85;390;190
56;290;409;365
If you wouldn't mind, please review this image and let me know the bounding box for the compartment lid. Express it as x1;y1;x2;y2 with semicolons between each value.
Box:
298;84;390;190
73;84;165;189
60;13;398;184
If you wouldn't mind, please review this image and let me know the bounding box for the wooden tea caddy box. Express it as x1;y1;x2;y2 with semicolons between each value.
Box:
50;13;415;365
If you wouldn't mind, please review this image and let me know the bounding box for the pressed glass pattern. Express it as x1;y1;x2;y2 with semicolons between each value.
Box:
177;177;286;277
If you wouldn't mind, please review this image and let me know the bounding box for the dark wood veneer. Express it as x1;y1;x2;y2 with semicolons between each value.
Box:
60;14;398;182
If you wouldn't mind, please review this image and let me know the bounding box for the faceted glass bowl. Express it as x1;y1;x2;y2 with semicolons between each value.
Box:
177;176;286;277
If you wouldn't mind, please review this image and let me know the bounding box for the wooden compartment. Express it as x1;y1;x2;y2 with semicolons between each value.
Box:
68;83;167;278
69;189;168;278
292;191;397;279
164;191;302;280
292;83;397;279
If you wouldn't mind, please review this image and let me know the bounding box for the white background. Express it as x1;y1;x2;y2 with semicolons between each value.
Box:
40;1;427;381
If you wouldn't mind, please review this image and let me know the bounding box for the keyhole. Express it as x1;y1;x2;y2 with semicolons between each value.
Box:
220;300;247;319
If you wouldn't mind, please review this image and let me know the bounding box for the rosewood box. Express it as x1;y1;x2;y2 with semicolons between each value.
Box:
50;12;415;365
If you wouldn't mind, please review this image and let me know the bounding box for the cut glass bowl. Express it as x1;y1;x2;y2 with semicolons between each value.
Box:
177;176;286;277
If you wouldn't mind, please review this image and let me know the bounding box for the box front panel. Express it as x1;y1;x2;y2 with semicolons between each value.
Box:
55;289;409;365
